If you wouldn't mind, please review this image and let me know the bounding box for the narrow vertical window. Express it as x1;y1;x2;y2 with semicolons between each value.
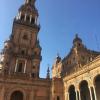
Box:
17;62;23;72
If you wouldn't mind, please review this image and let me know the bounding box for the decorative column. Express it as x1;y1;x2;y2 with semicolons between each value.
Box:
30;15;32;23
24;13;27;21
75;90;79;100
65;92;69;100
35;17;37;24
64;92;67;100
24;60;27;73
93;85;97;100
89;87;93;100
67;92;69;100
19;11;22;19
78;89;81;100
15;59;18;72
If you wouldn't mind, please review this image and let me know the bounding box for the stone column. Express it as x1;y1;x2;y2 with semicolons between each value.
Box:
78;90;81;100
67;92;69;100
75;90;80;100
19;11;22;19
24;60;27;73
24;14;27;21
89;87;93;100
30;15;32;23
64;92;67;100
15;59;18;72
93;85;97;100
35;16;37;25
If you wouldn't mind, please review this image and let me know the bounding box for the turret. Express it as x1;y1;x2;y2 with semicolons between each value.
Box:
52;54;62;78
46;66;50;79
73;34;83;48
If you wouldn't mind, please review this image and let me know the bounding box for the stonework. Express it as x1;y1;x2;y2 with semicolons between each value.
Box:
0;0;100;100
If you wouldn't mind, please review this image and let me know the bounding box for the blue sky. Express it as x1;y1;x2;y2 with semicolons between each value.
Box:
0;0;100;78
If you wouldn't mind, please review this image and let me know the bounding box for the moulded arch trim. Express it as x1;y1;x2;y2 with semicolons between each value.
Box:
68;85;76;92
79;80;89;89
7;87;26;100
93;74;100;86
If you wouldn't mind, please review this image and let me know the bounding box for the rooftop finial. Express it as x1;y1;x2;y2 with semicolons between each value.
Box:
25;0;36;5
75;33;78;38
73;33;82;44
57;52;60;57
46;64;50;79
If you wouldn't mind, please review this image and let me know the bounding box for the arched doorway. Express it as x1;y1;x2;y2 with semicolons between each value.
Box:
80;80;91;100
95;75;100;100
10;91;23;100
68;85;76;100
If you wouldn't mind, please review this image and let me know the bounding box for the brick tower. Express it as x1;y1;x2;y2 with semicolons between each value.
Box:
0;0;51;100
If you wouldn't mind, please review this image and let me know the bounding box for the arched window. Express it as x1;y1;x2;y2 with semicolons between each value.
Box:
10;91;23;100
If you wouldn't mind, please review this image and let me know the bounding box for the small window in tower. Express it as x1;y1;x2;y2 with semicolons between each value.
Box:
17;62;23;73
78;43;81;46
31;18;35;24
21;49;26;55
57;96;60;100
23;34;28;40
33;65;35;69
34;51;37;55
31;73;35;78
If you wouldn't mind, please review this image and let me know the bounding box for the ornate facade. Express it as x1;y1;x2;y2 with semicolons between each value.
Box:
0;0;100;100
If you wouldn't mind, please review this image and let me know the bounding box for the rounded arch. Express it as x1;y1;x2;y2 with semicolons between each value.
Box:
68;85;76;100
79;80;91;100
93;74;100;85
7;88;26;100
10;91;23;100
79;80;89;88
68;85;75;92
93;74;100;100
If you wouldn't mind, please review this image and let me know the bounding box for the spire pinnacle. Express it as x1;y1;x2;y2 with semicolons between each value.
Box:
25;0;36;6
46;65;50;79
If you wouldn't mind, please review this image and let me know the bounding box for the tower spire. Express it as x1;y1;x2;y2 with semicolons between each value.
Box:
46;65;50;79
25;0;36;6
15;0;39;31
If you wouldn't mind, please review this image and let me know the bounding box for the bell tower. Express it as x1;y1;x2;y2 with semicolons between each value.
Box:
0;0;42;78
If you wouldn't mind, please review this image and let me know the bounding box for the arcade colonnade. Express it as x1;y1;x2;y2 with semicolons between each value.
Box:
65;74;100;100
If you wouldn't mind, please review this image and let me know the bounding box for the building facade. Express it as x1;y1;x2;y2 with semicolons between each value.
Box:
0;0;100;100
